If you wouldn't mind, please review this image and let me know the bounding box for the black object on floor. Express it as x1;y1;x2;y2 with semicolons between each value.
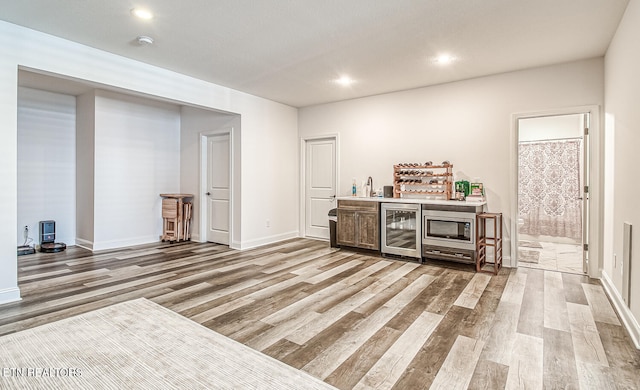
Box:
40;242;67;253
17;245;36;256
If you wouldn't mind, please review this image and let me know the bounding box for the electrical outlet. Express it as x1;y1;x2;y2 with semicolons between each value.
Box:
266;219;270;228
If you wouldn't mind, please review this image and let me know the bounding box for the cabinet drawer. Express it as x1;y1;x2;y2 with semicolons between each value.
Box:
337;200;379;211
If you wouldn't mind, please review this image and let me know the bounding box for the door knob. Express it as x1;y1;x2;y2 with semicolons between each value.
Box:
206;192;211;196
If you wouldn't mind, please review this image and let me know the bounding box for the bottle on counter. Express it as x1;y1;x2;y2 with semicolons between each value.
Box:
352;179;357;196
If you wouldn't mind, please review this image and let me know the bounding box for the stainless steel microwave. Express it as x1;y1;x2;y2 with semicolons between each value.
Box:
422;210;475;250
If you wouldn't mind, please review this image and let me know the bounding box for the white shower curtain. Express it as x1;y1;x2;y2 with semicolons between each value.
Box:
518;139;582;240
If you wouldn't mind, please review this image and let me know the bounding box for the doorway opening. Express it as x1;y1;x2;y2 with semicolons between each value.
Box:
516;113;589;274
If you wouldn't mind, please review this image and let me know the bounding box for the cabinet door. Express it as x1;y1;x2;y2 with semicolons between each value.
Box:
337;209;357;246
357;211;380;250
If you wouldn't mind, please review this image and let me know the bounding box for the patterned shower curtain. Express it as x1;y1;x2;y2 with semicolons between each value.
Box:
518;139;582;240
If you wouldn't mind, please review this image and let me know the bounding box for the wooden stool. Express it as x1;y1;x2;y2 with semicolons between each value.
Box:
476;212;503;275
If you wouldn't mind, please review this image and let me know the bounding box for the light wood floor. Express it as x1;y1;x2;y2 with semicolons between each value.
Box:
2;239;639;389
518;240;584;274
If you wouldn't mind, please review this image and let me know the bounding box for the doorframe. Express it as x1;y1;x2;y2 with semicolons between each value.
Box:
299;134;339;239
199;128;236;248
510;105;602;278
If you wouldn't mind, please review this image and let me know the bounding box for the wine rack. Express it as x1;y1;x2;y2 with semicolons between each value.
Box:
393;162;453;200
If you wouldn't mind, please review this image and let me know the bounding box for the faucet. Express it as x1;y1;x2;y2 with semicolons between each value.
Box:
367;176;374;197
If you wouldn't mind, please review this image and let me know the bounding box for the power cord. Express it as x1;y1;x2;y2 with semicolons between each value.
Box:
23;225;34;247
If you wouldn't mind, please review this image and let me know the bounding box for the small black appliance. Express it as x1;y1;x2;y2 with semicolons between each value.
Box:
39;220;66;253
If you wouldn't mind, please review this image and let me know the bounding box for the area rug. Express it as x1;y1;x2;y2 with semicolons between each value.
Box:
0;298;336;389
518;240;543;249
518;249;540;264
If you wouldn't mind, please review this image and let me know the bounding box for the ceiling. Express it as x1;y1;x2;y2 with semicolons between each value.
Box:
1;0;630;107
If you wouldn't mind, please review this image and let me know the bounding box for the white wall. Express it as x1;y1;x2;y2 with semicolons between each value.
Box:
92;90;181;250
603;0;640;347
181;101;300;249
238;96;300;249
0;20;298;303
180;102;300;249
0;60;19;304
17;87;76;247
29;87;182;251
299;58;604;263
76;91;96;245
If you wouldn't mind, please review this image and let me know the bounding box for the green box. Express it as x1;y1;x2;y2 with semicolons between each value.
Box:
455;180;470;196
470;182;484;196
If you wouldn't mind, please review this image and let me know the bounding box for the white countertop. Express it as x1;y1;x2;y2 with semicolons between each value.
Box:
336;196;486;206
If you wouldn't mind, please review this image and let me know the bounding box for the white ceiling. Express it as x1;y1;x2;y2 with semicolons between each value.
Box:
1;0;630;107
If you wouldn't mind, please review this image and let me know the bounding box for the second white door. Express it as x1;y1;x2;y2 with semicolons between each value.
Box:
305;137;337;239
206;133;230;245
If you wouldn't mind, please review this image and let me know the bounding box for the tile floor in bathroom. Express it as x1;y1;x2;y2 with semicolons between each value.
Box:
517;240;584;274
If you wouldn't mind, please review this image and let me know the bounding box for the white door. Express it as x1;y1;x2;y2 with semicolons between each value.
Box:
206;133;230;245
305;137;337;239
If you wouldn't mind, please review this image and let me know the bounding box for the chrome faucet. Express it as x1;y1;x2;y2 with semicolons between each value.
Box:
367;176;374;197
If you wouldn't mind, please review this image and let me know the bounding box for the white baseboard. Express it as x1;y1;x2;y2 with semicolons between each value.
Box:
76;236;162;252
0;287;22;306
75;238;94;251
304;236;329;242
601;270;640;349
93;236;161;251
237;231;299;250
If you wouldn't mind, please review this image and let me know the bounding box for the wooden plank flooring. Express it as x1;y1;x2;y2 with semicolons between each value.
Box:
1;238;639;389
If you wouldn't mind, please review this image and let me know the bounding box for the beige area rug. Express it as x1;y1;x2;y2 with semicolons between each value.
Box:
0;298;336;389
518;249;540;264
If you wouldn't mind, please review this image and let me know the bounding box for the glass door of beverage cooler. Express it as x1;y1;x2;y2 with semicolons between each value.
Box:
381;203;421;259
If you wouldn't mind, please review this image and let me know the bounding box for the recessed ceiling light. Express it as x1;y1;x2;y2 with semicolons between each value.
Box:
433;54;456;65
131;8;153;20
335;76;355;86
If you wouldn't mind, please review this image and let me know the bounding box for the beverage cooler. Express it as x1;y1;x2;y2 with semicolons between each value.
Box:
381;203;422;259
